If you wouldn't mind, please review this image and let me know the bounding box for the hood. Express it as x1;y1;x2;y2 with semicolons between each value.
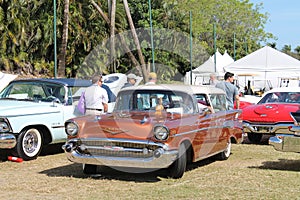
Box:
242;103;300;123
74;111;174;140
0;100;61;117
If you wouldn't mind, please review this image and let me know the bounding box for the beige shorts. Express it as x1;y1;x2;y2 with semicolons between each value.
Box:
85;109;104;115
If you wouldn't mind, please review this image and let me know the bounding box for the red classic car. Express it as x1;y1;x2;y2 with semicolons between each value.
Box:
241;87;300;143
269;112;300;153
63;84;243;178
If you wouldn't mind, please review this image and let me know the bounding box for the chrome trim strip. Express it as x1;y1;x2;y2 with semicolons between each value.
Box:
173;126;222;137
3;111;60;118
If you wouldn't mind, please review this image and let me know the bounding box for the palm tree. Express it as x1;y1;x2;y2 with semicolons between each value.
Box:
122;0;148;81
109;0;116;72
58;0;70;77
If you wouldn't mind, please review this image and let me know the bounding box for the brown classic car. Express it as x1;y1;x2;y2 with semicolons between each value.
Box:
63;84;243;178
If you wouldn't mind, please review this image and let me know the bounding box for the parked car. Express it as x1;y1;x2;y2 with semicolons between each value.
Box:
269;112;300;153
0;78;93;160
63;84;243;178
241;87;300;143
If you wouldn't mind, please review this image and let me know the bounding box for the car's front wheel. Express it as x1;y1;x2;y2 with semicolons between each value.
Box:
247;133;262;144
168;143;187;179
17;128;43;161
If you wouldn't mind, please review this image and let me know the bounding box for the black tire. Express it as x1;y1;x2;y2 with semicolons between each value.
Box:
168;143;187;179
17;128;43;161
216;139;231;160
247;133;263;144
83;164;97;174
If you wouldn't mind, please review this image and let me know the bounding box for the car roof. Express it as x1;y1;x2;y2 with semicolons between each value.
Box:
11;78;92;87
120;84;225;95
266;87;300;93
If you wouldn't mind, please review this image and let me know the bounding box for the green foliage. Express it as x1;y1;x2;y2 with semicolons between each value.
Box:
0;0;289;80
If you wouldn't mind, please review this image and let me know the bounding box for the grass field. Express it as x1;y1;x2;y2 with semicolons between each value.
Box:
1;141;300;200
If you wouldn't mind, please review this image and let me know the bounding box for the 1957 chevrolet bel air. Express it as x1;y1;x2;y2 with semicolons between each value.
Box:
63;84;244;178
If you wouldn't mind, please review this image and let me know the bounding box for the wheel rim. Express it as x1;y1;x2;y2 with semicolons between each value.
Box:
22;129;42;157
224;141;231;158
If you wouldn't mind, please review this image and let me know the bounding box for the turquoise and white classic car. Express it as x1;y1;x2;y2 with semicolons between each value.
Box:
0;78;92;160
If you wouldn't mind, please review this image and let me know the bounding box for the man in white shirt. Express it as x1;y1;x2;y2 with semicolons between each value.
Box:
84;75;108;115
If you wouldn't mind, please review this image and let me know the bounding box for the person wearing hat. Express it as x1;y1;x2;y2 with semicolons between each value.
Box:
145;72;157;85
122;73;137;88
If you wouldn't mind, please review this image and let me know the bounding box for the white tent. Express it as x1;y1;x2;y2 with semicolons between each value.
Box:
0;72;18;92
224;46;300;89
184;50;234;85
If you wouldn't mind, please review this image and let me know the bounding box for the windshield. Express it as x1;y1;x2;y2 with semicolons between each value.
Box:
0;81;66;103
258;92;300;104
114;90;197;114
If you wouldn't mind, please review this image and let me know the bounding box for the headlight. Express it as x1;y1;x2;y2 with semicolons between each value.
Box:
153;125;169;140
65;121;79;136
0;121;10;132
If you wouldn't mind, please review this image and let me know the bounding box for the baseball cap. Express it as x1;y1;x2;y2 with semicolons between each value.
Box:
127;73;137;79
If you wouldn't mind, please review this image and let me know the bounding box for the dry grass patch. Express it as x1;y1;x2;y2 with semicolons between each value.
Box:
1;143;300;200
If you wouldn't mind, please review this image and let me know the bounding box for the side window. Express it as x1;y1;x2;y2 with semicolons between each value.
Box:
210;94;227;112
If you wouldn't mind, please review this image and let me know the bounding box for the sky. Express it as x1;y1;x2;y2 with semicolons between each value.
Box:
249;0;300;51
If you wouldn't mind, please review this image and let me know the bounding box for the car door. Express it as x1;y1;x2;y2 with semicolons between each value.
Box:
199;93;228;156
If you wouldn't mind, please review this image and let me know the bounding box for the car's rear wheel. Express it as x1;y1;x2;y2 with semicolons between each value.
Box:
83;164;97;174
216;139;231;160
247;133;262;143
17;128;42;161
168;143;187;179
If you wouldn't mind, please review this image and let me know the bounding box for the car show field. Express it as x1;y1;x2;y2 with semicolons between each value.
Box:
1;140;300;200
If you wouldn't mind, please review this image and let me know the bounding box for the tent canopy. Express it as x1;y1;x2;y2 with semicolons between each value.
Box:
224;46;300;88
184;50;234;85
224;46;300;73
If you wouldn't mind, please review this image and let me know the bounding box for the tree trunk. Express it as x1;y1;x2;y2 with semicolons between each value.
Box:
58;0;70;77
122;0;148;82
110;0;116;72
90;0;143;76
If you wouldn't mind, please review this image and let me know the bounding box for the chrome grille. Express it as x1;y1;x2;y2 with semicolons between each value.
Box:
78;139;160;158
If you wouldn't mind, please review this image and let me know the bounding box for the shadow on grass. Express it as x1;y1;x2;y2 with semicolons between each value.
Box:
242;135;271;145
0;143;64;162
249;159;300;172
40;163;164;182
39;157;216;182
40;143;64;156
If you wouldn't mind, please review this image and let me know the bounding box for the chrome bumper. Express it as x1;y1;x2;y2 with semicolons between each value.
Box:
243;122;293;134
62;138;178;168
0;133;16;149
269;134;300;153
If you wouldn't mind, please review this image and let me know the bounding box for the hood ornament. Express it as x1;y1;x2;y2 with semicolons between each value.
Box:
140;116;148;124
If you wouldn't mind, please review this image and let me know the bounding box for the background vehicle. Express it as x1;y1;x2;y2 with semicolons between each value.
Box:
269;112;300;153
241;87;300;143
0;78;91;160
